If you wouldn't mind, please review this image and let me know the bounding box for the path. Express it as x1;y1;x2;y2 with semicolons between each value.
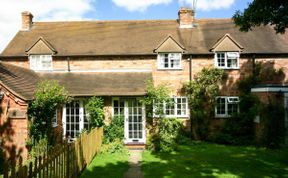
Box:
123;150;144;178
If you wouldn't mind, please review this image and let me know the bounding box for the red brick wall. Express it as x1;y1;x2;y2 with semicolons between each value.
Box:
0;86;29;160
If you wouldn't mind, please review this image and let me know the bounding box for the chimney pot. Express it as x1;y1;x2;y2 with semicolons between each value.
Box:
21;11;33;31
178;7;194;29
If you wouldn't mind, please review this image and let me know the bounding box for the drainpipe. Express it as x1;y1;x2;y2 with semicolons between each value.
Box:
252;53;256;76
67;57;71;72
189;55;192;82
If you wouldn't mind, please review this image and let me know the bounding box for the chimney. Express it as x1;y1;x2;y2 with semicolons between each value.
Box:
178;7;194;29
21;11;33;31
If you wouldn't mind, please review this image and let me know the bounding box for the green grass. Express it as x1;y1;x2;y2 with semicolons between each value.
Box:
79;151;129;178
142;142;288;178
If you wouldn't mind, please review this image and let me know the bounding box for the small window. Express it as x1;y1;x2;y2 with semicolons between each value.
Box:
154;96;188;117
215;52;239;69
215;96;239;117
52;110;57;127
158;53;181;69
113;98;125;117
29;55;52;71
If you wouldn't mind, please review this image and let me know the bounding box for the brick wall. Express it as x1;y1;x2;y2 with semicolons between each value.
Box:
0;85;29;160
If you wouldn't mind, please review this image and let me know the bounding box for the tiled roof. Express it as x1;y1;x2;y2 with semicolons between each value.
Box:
2;19;288;56
0;62;151;100
0;62;39;100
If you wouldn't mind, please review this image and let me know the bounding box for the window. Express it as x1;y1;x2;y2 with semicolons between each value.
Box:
158;53;181;69
29;55;52;70
154;96;188;117
215;52;239;69
112;98;125;117
215;96;239;117
52;110;57;127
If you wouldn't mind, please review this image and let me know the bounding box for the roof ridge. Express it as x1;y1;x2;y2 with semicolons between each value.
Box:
34;19;177;24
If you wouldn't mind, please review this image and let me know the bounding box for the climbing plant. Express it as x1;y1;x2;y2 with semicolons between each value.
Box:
184;67;225;140
28;80;70;147
85;96;105;129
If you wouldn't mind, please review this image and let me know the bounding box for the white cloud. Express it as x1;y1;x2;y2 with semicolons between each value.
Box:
179;0;236;11
0;0;95;52
112;0;172;12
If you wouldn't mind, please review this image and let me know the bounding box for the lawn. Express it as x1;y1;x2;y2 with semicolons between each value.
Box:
79;151;129;178
142;142;288;178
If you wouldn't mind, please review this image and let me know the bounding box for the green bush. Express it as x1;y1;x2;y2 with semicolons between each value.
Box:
85;97;105;128
100;139;128;154
260;99;285;148
0;146;4;174
147;118;182;152
103;116;124;143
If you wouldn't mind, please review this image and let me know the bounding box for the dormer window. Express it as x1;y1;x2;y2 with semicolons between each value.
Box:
29;55;52;71
215;52;239;69
158;53;181;69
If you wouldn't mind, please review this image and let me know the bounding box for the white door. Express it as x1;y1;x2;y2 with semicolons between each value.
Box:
62;100;89;139
124;98;146;143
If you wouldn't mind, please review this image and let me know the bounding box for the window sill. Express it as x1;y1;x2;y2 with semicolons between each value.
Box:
215;67;240;70
157;68;183;71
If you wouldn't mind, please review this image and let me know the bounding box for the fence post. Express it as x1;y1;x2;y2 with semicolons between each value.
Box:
66;144;70;178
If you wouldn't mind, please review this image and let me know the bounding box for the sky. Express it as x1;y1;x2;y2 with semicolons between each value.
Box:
0;0;253;52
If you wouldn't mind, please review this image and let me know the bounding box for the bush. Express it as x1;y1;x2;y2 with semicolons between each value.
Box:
100;139;128;154
147;118;182;152
0;146;4;174
85;97;105;128
103;116;124;144
260;99;285;148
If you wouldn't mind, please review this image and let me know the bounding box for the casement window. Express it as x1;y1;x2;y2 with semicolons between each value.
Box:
215;96;239;117
158;53;182;69
215;52;239;69
112;98;125;117
52;110;57;127
154;96;188;117
29;55;53;71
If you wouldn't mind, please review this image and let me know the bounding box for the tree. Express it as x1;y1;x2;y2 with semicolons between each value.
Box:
184;67;225;140
233;1;288;33
28;80;70;146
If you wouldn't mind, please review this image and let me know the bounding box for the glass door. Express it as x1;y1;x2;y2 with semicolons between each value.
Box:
124;98;145;143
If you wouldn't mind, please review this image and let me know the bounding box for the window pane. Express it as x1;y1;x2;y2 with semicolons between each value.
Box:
217;53;225;67
216;98;226;115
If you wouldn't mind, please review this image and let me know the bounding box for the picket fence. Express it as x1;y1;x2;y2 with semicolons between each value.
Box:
3;127;103;178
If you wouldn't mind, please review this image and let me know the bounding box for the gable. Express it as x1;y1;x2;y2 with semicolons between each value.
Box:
26;37;57;55
210;34;244;52
154;35;185;53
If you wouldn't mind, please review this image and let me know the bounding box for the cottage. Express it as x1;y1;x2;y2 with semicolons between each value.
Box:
1;8;288;158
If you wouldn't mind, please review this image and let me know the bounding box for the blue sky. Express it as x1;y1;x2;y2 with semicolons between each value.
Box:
0;0;252;51
91;0;252;20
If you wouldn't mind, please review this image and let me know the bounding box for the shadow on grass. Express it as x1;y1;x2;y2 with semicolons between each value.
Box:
142;142;288;178
79;152;129;178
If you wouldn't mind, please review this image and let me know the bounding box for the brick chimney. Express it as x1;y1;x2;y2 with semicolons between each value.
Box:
21;11;33;31
178;7;194;29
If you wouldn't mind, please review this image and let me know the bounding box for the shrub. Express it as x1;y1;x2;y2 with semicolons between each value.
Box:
103;116;124;143
100;139;128;154
85;97;105;128
147;118;182;152
28;80;70;146
260;99;285;148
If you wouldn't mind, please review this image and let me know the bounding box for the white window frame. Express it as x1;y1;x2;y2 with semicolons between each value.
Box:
154;96;188;118
29;54;53;71
52;110;57;127
215;96;239;118
214;52;239;69
157;53;182;70
62;99;89;139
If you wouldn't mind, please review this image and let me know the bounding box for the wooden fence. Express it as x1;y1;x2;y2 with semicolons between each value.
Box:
3;127;103;178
